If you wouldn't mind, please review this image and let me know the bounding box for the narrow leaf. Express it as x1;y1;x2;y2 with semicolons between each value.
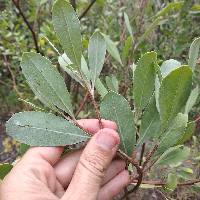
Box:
58;53;83;86
159;66;192;131
178;167;194;180
133;52;157;111
155;145;190;166
95;78;108;98
6;112;90;146
0;164;13;180
137;17;162;46
100;92;136;155
105;75;118;92
124;12;134;42
88;31;106;88
102;34;122;66
188;37;200;70
157;113;188;154
176;121;196;145
122;36;132;61
138;97;160;145
166;173;178;192
21;52;74;117
155;2;184;18
185;86;199;114
52;0;82;67
81;56;91;84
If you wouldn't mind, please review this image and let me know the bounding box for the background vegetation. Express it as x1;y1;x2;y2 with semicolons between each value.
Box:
1;0;200;199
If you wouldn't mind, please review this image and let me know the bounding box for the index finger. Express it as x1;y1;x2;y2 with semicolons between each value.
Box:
77;119;117;134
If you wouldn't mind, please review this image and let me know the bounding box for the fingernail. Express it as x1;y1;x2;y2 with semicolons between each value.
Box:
96;130;119;150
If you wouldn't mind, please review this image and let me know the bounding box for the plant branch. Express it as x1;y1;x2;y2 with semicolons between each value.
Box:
3;54;22;98
142;144;158;169
79;0;97;20
12;0;40;53
88;91;103;129
194;115;200;123
139;143;146;166
70;0;76;10
75;91;90;117
130;178;200;187
117;149;143;192
143;155;160;173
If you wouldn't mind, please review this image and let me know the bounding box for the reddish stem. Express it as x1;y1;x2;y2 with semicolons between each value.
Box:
75;91;89;117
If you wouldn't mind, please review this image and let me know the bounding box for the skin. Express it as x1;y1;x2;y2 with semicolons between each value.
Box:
0;119;130;200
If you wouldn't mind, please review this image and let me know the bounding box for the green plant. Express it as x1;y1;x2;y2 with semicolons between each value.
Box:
2;0;200;197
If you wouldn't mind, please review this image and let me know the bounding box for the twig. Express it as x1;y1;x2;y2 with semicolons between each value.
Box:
79;0;97;20
130;179;200;187
88;91;103;129
0;80;9;87
194;115;200;123
117;149;143;192
3;54;22;98
143;155;160;173
12;0;40;53
75;91;90;117
139;143;146;166
142;144;158;169
70;0;76;10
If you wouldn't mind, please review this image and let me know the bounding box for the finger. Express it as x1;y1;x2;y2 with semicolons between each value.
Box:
62;128;120;200
77;119;117;134
54;150;82;187
102;160;126;185
21;147;64;165
98;170;130;200
55;151;125;188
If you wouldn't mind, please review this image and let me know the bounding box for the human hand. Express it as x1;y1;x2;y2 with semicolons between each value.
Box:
0;119;130;200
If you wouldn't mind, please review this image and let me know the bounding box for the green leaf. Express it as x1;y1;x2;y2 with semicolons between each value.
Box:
6;112;90;146
188;37;200;70
122;36;132;61
176;121;196;145
138;97;160;145
124;12;134;42
157;113;188;154
18;143;30;156
177;167;194;180
100;92;136;155
165;173;178;192
102;34;122;66
155;2;184;18
95;78;108;98
0;164;13;180
105;75;118;92
192;183;200;193
21;52;74;117
155;59;181;112
185;86;199;114
81;56;91;84
88;31;106;88
137;17;162;46
155;145;190;166
160;59;181;77
52;0;82;67
58;53;83;86
133;52;157;111
159;66;192;131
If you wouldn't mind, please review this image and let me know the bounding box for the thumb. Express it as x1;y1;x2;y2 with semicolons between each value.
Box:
62;128;120;200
